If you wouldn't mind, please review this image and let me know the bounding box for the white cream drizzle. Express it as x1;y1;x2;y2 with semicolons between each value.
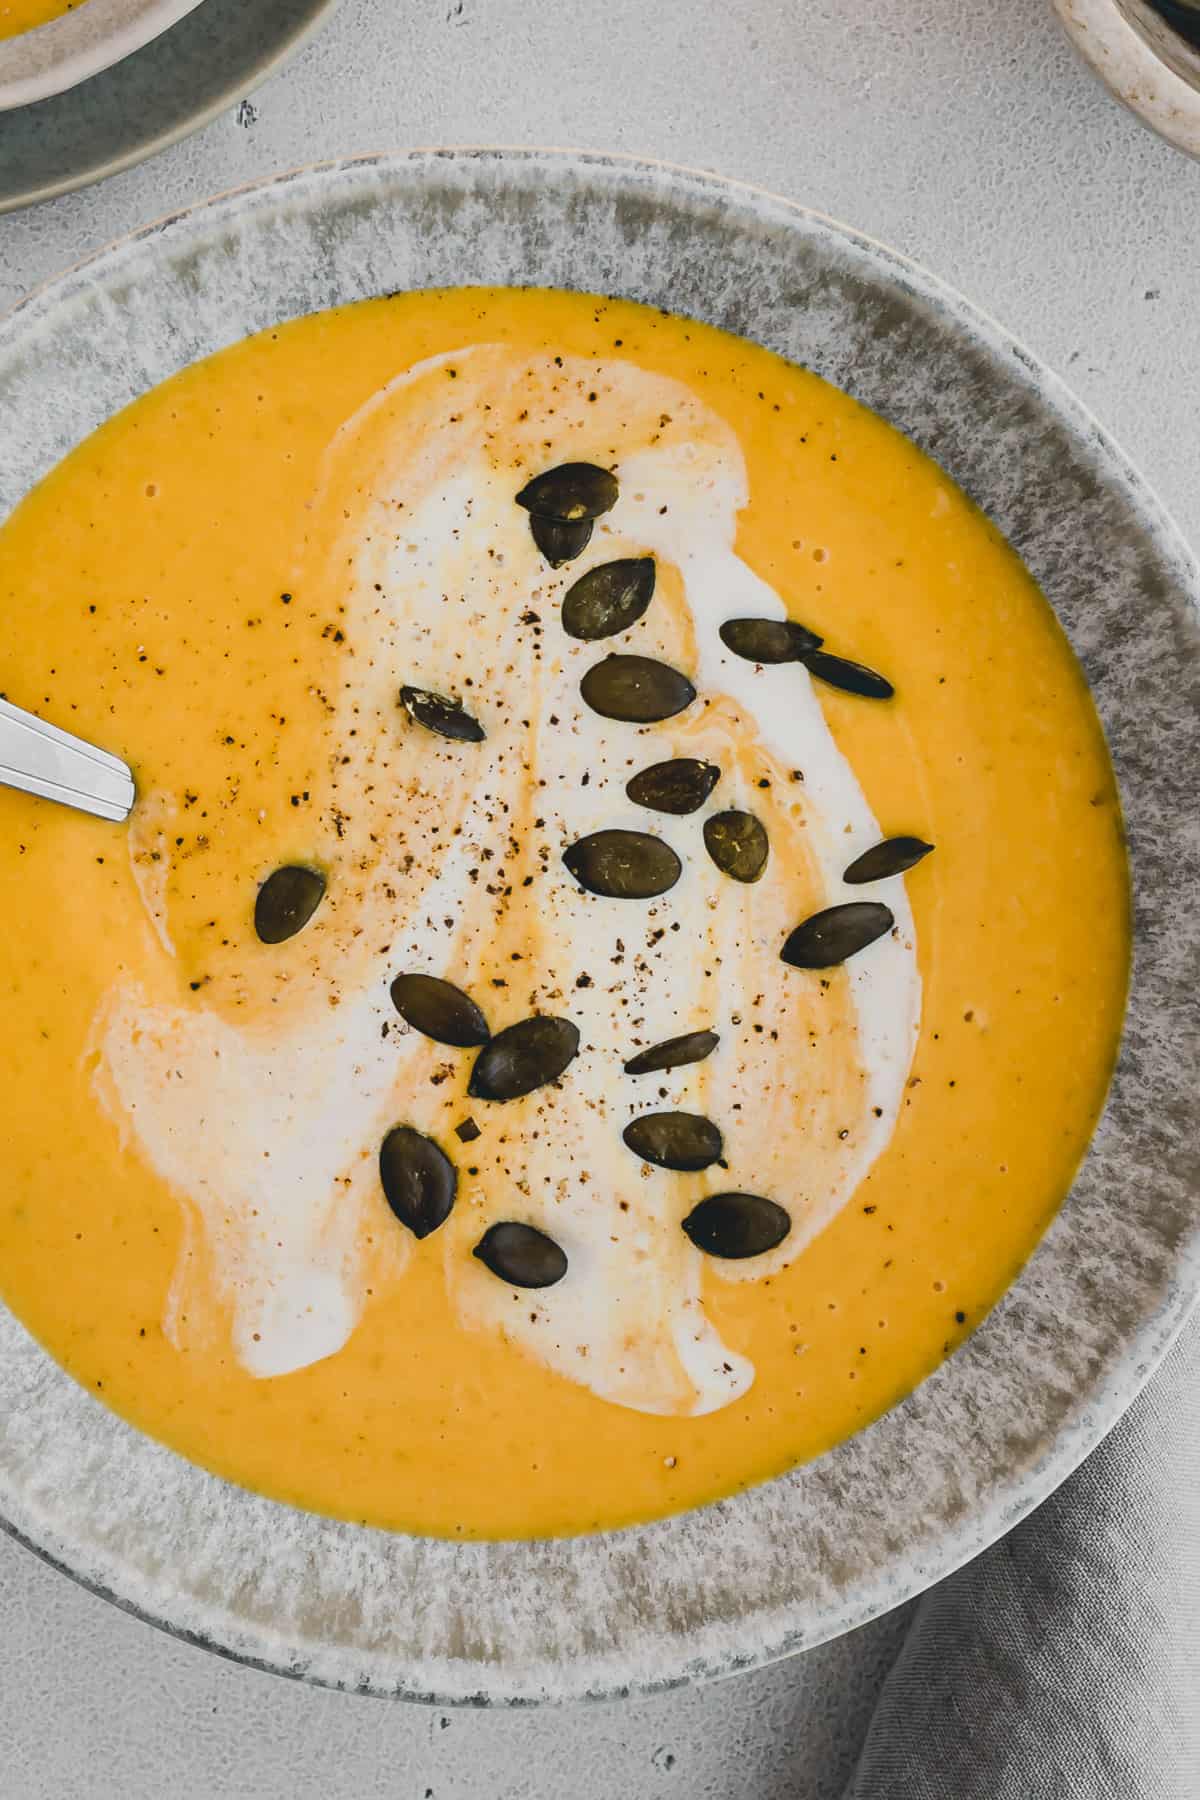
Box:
92;346;920;1415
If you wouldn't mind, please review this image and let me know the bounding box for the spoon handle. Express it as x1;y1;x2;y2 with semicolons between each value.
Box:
0;697;135;823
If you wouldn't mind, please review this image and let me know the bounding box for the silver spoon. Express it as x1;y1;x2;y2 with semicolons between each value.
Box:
0;696;135;823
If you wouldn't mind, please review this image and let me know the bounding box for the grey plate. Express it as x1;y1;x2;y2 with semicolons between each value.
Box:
0;150;1198;1705
0;0;339;213
0;0;204;113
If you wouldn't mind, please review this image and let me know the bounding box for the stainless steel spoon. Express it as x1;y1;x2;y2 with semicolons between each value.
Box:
0;696;134;823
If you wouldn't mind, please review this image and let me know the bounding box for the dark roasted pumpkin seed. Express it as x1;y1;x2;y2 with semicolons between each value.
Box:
561;557;656;641
719;617;823;663
781;901;894;968
801;649;894;700
516;462;618;522
703;810;769;883
399;685;486;742
389;973;491;1047
379;1125;457;1240
843;837;934;884
530;515;593;566
682;1192;791;1259
473;1220;568;1288
467;1015;580;1101
254;865;325;945
623;1029;720;1075
580;654;696;723
563;829;681;900
626;757;720;815
623;1111;723;1172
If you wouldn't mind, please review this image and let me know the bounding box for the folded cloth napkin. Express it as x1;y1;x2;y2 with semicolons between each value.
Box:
844;1310;1200;1799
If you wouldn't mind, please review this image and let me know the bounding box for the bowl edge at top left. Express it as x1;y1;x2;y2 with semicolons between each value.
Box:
0;0;204;111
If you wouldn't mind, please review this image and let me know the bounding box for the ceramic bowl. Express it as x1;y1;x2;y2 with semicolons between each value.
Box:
0;0;341;213
0;0;203;111
1055;0;1200;158
0;150;1197;1705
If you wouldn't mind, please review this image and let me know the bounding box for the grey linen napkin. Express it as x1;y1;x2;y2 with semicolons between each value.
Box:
844;1310;1200;1799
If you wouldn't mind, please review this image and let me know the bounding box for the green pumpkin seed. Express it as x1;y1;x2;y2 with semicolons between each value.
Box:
563;829;681;899
801;650;894;700
561;557;656;641
580;654;696;723
781;902;894;968
473;1220;568;1288
389;973;490;1047
682;1192;792;1259
399;685;486;742
530;515;594;566
719;617;823;663
703;810;769;883
379;1125;457;1240
516;462;618;522
468;1015;580;1101
623;1029;720;1075
254;865;326;945
626;757;720;815
843;837;934;884
623;1111;723;1172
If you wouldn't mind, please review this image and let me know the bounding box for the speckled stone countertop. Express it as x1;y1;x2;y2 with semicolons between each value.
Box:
1;2;1197;1794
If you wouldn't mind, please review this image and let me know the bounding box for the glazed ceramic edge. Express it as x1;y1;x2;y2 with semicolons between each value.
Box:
0;0;345;214
0;149;1197;1705
0;0;205;113
1054;0;1200;160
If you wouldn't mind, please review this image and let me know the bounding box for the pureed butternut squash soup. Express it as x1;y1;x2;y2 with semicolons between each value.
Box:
0;288;1129;1539
0;0;86;39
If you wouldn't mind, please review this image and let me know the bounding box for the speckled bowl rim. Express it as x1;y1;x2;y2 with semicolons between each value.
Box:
0;149;1197;1706
0;0;204;112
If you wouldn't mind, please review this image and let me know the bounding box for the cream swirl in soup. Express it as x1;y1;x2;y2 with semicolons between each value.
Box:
94;346;920;1416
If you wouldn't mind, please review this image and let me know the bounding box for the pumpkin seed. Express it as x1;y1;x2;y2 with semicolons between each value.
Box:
530;515;593;567
254;865;325;945
703;810;769;883
399;685;485;742
719;617;823;663
467;1015;581;1101
843;837;934;885
563;829;681;900
801;649;894;700
516;462;618;522
389;973;490;1047
623;1111;723;1171
623;1029;720;1075
682;1192;792;1259
473;1220;568;1288
781;901;894;968
626;757;720;815
561;557;656;641
580;654;696;723
378;1125;457;1240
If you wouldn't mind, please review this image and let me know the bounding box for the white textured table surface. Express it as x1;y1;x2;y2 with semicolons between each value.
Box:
1;2;1196;1794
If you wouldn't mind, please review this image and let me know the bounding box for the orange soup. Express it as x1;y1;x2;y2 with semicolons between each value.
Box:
0;0;86;40
0;288;1129;1538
